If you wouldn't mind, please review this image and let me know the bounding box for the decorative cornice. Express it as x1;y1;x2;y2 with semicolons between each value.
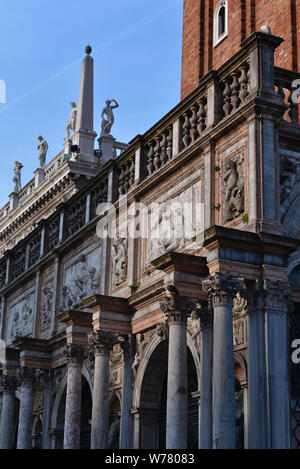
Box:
63;344;87;366
202;273;243;307
88;331;118;356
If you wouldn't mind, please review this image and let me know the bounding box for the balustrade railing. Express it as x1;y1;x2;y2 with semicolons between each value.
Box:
274;67;300;124
221;61;250;118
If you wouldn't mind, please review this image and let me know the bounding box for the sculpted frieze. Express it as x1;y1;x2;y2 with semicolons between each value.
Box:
112;238;127;287
7;292;35;345
221;152;245;222
59;250;101;312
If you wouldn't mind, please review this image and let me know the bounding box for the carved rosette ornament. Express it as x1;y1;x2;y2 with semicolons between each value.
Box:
0;375;17;394
16;367;35;387
202;273;243;307
159;293;190;324
63;344;87;366
88;331;118;357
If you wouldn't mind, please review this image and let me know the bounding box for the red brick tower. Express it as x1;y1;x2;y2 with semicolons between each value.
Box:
181;0;300;100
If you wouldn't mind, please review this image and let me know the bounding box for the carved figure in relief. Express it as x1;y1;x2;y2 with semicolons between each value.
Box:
132;333;146;378
112;238;127;286
222;154;245;222
42;285;53;328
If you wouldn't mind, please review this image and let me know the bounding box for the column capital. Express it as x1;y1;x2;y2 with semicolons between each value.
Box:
63;344;87;366
16;367;35;387
88;331;118;356
193;300;213;331
263;279;290;310
202;273;243;307
0;375;17;394
120;335;135;359
159;291;191;324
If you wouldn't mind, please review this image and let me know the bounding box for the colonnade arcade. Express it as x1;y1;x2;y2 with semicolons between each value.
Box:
0;245;298;449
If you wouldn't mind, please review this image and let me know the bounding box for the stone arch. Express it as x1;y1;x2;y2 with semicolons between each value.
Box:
32;414;43;449
132;330;200;449
50;365;93;449
234;352;247;382
108;391;122;449
281;189;300;238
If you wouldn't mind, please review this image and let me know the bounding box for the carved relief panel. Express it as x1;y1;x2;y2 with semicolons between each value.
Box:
59;244;102;313
111;237;128;288
6;288;36;345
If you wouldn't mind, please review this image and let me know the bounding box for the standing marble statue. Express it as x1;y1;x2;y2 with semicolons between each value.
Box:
37;136;48;168
66;102;78;138
101;99;119;136
13;161;23;193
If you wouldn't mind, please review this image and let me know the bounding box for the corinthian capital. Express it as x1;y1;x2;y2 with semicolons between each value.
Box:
159;293;191;324
88;331;118;356
264;279;290;310
63;344;87;366
202;273;243;307
0;375;17;393
16;367;35;387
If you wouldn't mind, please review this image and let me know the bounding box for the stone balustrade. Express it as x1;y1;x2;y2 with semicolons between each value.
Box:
274;67;300;124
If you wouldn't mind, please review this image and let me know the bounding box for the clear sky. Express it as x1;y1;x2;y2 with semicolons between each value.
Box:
0;0;183;207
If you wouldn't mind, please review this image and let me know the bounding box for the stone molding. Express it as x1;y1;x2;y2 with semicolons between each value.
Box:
88;331;118;356
202;273;243;307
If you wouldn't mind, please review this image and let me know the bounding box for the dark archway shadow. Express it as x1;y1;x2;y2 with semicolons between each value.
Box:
139;340;198;449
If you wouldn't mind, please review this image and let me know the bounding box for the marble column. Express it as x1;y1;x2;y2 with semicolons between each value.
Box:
120;336;134;449
241;280;268;449
63;344;86;449
203;273;243;449
88;331;117;449
264;280;290;449
198;301;213;449
160;292;190;449
0;375;17;449
16;367;35;449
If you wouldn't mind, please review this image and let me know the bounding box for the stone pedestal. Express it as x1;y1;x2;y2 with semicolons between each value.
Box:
34;167;46;187
63;344;86;449
160;293;190;449
88;331;117;449
0;376;17;449
203;274;243;449
63;137;72;157
199;302;213;449
9;192;19;210
16;367;35;449
98;135;115;163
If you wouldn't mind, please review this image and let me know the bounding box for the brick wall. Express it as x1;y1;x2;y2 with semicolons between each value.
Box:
181;0;300;100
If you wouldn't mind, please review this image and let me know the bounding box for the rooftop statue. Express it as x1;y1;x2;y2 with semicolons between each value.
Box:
66;102;78;138
13;161;23;193
37;135;48;168
101;99;119;137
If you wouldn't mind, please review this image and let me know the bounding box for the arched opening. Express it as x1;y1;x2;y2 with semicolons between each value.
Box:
108;395;121;449
54;375;92;449
138;340;198;449
32;416;43;449
218;6;226;37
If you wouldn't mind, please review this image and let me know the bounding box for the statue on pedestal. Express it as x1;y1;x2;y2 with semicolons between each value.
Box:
101;99;119;136
13;161;23;193
66;102;77;138
37;136;48;168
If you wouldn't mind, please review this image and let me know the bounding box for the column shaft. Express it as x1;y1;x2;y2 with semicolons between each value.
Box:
166;322;188;449
120;339;134;449
199;326;212;448
17;374;34;449
91;352;109;448
0;384;16;449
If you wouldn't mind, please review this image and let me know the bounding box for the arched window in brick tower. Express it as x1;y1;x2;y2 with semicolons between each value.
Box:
214;0;228;47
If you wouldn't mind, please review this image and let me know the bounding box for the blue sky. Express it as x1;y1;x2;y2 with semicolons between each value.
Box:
0;0;183;207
